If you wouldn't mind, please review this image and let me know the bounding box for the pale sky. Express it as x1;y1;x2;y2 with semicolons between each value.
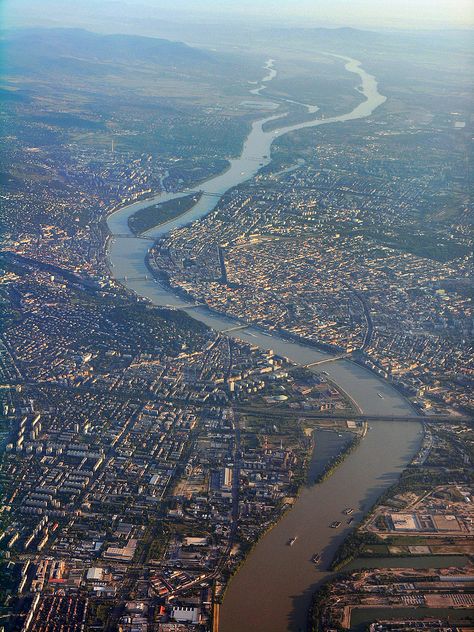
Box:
2;0;474;30
140;0;474;27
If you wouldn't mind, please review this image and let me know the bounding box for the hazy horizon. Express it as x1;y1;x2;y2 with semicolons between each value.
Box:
2;0;474;33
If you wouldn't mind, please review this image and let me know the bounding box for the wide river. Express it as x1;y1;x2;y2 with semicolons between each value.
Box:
106;56;422;630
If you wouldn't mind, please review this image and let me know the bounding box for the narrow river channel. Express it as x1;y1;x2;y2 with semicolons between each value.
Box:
106;55;422;630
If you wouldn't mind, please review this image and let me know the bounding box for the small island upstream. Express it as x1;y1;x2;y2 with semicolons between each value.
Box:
128;191;203;235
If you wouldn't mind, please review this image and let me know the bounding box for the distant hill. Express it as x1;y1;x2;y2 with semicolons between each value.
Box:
264;25;474;55
1;27;218;76
298;26;380;44
263;26;380;49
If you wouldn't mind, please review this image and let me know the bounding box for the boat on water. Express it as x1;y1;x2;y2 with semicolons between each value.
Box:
377;392;384;399
343;508;354;515
347;517;354;524
311;553;321;565
287;536;297;546
330;521;341;529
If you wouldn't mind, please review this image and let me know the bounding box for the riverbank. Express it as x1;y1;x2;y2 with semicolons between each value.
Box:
220;419;421;632
216;430;353;604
